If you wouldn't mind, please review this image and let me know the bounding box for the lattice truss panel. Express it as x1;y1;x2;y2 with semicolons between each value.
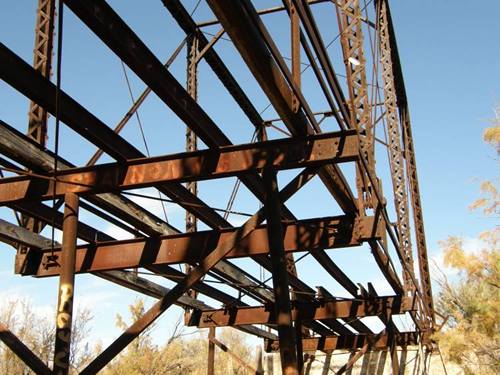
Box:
0;0;435;373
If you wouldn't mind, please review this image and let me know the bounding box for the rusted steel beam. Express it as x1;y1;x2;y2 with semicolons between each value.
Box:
0;120;176;237
0;121;331;334
185;33;200;313
289;0;352;125
263;166;299;375
197;0;330;28
0;323;52;375
312;251;359;297
369;240;403;295
0;220;276;341
207;328;215;375
29;215;382;277
27;0;55;145
80;206;270;374
188;296;415;328
336;0;373;154
0;43;137;162
0;218;53;249
377;0;415;292
316;287;372;335
19;0;56;274
290;0;301;99
0;44;228;229
163;0;264;130
336;0;376;212
376;0;434;325
0;131;358;205
206;0;357;214
52;193;79;375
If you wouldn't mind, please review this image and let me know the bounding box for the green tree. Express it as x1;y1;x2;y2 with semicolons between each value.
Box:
434;111;499;374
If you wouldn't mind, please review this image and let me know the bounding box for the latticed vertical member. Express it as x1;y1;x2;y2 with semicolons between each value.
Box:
185;34;198;302
380;0;434;325
27;0;56;146
377;0;434;329
378;0;415;291
336;0;374;211
402;110;434;324
17;0;56;273
186;34;198;233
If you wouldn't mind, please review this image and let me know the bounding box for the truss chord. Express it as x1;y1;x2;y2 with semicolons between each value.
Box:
0;0;437;369
50;0;64;264
378;0;415;292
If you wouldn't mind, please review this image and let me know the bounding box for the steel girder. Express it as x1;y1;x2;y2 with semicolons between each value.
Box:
0;0;435;372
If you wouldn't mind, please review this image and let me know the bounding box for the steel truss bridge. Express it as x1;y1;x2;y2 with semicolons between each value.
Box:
0;0;436;374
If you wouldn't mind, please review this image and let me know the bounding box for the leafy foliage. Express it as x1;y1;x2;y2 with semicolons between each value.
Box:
0;297;93;374
434;113;500;374
434;233;499;374
1;297;257;374
101;298;257;375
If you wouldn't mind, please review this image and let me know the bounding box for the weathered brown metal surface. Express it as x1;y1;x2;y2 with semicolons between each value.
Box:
53;193;79;375
28;216;347;275
0;322;52;375
189;296;415;328
0;0;436;371
0;131;358;205
26;0;55;145
265;332;418;352
30;215;381;277
17;0;56;276
377;0;434;327
377;0;415;292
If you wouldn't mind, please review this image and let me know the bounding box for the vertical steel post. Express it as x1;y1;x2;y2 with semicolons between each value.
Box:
207;327;215;375
377;0;415;292
186;32;198;234
185;33;199;310
53;193;79;375
294;319;304;373
263;166;299;375
378;0;435;328
290;0;301;113
27;0;56;145
336;0;375;212
17;0;56;274
289;3;308;365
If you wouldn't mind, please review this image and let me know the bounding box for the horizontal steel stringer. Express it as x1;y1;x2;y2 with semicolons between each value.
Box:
187;295;416;328
26;215;383;277
0;130;359;205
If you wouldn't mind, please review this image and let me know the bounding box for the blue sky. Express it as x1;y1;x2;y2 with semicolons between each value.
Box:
0;0;498;349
